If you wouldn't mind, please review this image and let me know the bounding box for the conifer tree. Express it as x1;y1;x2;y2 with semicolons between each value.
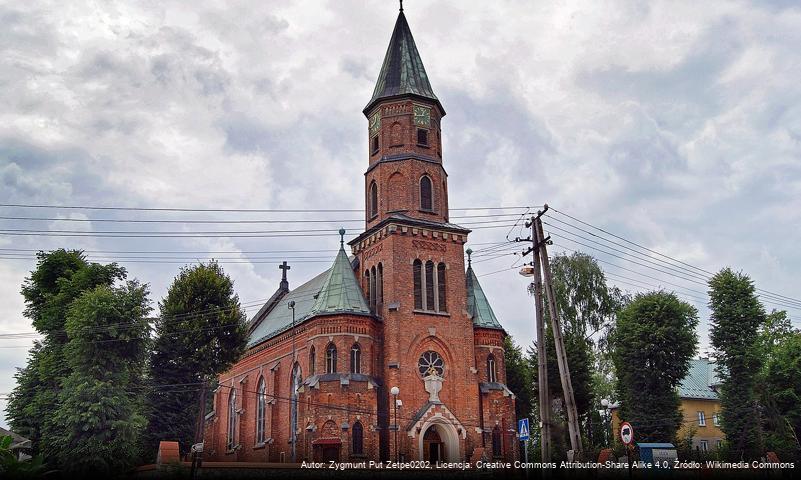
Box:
145;262;248;459
48;282;151;476
612;292;698;443
708;268;765;460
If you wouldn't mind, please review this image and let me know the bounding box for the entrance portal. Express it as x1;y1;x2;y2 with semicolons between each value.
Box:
423;426;444;462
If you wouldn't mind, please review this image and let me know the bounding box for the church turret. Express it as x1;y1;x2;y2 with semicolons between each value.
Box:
363;6;449;228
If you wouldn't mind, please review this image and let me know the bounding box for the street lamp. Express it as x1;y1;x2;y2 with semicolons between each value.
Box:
390;386;400;462
600;399;611;446
288;300;296;462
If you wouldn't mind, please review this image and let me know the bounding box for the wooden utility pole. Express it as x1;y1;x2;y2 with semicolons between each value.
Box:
529;214;552;461
535;209;583;458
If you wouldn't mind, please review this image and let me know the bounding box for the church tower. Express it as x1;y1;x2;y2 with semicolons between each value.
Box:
350;5;502;463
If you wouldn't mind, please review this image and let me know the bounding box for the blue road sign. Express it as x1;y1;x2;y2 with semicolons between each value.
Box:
518;418;530;441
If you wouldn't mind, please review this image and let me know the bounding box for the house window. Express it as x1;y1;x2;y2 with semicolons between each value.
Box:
256;377;266;444
437;263;447;312
487;354;497;383
326;343;337;373
713;413;720;426
350;343;361;374
413;260;423;310
699;440;708;452
369;182;378;218
309;346;316;376
420;175;433;211
352;421;364;455
371;135;379;154
227;389;237;450
417;128;429;146
698;411;706;426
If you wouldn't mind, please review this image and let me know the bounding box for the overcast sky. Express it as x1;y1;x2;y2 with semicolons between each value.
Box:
2;0;800;428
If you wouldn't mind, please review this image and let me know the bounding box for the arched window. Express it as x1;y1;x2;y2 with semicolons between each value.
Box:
413;260;423;310
492;426;502;458
369;181;378;218
350;343;361;374
370;265;377;312
420;175;433;211
256;377;266;444
364;269;371;307
487;354;497;383
227;388;237;450
437;263;447;312
425;261;435;310
289;363;301;451
352;421;364;455
326;343;337;374
309;346;316;376
377;263;383;309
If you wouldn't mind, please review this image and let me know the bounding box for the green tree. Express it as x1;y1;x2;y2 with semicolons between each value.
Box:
6;249;125;456
504;336;533;422
612;291;698;443
708;268;765;460
763;331;801;460
145;262;248;459
538;253;626;449
48;282;151;476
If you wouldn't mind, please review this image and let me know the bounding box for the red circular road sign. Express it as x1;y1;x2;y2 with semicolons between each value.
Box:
620;422;634;445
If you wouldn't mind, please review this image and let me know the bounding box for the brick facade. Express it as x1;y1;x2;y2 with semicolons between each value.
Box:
203;9;518;466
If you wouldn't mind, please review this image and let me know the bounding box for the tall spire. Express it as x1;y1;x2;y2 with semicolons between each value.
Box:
364;8;441;114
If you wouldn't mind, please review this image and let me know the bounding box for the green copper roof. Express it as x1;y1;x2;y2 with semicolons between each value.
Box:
677;358;720;400
466;262;503;330
308;245;371;317
364;10;439;114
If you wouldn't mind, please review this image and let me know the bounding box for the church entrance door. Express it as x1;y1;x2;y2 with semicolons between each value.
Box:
322;446;339;462
422;426;444;462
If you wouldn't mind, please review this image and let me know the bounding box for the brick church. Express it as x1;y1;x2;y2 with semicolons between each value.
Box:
203;6;518;464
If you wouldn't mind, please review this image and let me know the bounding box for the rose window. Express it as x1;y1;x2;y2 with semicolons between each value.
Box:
417;351;445;377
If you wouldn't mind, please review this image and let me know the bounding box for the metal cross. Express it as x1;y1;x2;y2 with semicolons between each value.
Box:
399;0;403;12
279;261;291;281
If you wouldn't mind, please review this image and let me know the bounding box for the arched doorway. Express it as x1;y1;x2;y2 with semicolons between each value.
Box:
423;426;443;462
418;421;460;462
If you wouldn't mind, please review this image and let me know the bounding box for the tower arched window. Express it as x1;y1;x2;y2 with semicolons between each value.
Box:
326;343;337;374
256;377;266;444
437;262;447;312
350;343;361;374
352;421;364;455
369;181;378;219
364;269;371;308
413;260;423;310
227;388;237;450
420;175;433;211
487;354;497;383
377;263;383;309
289;363;301;450
425;260;435;310
370;265;377;312
309;346;316;376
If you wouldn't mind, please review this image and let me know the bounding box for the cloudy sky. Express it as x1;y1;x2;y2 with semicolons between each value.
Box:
2;0;800;428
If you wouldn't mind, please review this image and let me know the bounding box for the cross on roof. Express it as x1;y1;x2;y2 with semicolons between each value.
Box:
279;261;291;280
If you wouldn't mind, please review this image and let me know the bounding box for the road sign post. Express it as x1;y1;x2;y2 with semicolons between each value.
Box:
620;422;634;479
519;418;530;477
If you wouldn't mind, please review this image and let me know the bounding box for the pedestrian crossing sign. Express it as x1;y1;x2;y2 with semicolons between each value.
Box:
518;418;530;440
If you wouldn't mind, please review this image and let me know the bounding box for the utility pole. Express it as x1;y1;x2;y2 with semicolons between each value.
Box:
523;211;551;462
535;207;583;458
189;379;207;480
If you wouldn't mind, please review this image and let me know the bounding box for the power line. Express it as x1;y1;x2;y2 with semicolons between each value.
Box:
0;203;537;213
